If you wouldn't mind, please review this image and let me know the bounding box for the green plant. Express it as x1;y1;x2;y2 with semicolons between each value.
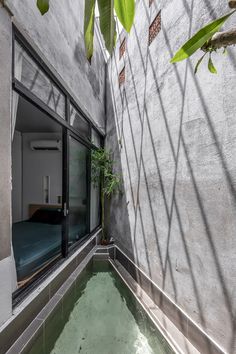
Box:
37;0;135;60
36;1;236;71
171;4;236;74
91;148;120;241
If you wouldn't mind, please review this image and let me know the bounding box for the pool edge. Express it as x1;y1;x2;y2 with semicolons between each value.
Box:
1;241;226;354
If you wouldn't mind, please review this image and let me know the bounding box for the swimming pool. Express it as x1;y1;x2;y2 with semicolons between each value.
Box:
28;260;175;354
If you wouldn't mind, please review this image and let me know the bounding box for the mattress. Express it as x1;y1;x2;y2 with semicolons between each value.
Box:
12;221;86;281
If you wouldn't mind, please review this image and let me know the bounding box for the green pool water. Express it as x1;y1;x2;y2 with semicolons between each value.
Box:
29;261;174;354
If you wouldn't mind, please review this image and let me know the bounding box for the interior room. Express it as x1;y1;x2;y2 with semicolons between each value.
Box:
12;95;63;286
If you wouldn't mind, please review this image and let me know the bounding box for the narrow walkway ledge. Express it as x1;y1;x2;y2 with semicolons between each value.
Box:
0;241;226;354
0;231;100;354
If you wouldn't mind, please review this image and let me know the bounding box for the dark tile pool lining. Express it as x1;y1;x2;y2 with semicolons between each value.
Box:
1;237;225;354
6;250;179;354
112;246;226;354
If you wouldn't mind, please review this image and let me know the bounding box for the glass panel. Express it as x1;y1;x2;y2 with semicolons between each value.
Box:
90;181;100;231
14;40;66;119
69;137;89;245
12;95;63;287
70;104;90;140
91;128;101;147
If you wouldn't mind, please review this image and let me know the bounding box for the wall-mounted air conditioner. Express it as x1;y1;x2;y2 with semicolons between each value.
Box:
30;140;62;151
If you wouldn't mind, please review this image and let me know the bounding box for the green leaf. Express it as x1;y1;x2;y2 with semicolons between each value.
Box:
97;0;117;54
170;10;235;63
208;55;217;74
37;0;49;15
194;53;207;74
84;0;96;60
114;0;135;33
222;47;228;55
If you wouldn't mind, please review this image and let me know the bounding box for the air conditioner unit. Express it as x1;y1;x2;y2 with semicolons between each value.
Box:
30;140;62;151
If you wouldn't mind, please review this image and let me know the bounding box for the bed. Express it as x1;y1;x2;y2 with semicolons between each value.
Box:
12;208;87;282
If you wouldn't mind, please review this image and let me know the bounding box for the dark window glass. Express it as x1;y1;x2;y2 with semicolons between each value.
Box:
70;105;90;140
69;137;89;245
91;128;101;147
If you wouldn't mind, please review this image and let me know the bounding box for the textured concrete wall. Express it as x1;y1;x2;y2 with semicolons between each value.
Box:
106;0;236;352
0;4;13;325
5;0;106;131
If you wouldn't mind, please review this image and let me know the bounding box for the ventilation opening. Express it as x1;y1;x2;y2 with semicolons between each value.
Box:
119;38;126;60
149;11;161;46
119;67;125;87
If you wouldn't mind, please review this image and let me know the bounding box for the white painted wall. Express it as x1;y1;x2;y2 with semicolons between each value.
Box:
22;132;62;220
12;131;22;223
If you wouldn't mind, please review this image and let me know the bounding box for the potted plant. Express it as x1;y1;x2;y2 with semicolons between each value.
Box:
91;147;120;245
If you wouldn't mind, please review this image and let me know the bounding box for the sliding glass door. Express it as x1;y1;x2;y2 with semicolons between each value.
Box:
12;95;64;286
68;136;89;247
12;33;102;294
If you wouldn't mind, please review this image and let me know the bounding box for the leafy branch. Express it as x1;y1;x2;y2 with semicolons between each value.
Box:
171;1;236;74
36;0;236;71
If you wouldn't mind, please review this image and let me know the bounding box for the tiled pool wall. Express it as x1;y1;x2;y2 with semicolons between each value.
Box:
112;247;226;354
0;235;225;354
0;233;98;354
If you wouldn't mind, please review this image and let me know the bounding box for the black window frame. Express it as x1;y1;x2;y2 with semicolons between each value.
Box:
12;26;103;302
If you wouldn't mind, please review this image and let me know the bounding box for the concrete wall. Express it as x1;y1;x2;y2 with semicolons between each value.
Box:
106;0;236;352
0;4;13;326
12;131;22;223
5;0;106;132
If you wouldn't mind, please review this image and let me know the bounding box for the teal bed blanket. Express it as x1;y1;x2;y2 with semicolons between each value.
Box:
12;221;62;281
12;219;86;281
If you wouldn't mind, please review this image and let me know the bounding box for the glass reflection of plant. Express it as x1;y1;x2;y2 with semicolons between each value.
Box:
91;148;120;242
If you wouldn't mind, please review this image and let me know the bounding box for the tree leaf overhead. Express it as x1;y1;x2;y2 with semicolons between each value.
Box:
170;11;235;63
84;0;96;60
208;55;217;74
37;0;50;15
97;0;117;54
194;52;207;74
114;0;135;33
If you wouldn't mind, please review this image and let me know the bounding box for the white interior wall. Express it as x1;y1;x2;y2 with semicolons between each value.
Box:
22;132;62;220
12;131;22;223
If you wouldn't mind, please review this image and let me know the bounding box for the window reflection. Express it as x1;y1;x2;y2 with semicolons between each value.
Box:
70;105;90;140
69;137;89;245
14;40;66;119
